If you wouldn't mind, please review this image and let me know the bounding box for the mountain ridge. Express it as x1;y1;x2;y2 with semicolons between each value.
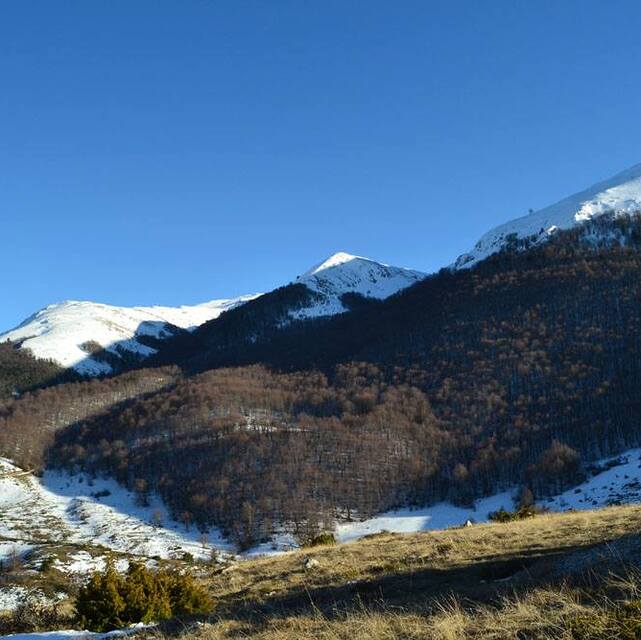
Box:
454;161;641;268
1;252;425;375
292;251;425;319
0;296;259;375
6;161;641;377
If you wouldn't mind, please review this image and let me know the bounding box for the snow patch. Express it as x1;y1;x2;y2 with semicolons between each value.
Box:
243;533;299;557
0;588;66;614
302;252;363;276
53;552;129;576
1;623;149;640
544;449;641;512
0;458;233;569
334;447;641;546
335;491;516;543
0;541;33;563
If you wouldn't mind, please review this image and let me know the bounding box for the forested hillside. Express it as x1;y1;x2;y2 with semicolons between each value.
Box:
51;364;444;547
31;214;641;547
0;366;182;470
0;341;75;400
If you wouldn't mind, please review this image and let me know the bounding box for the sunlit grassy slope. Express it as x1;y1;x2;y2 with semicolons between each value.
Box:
153;504;641;639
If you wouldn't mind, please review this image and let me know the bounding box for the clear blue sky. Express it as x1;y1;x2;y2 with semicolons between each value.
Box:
3;1;641;330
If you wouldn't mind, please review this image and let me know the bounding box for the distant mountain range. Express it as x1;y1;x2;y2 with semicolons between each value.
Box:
0;253;425;375
0;296;258;375
4;161;641;376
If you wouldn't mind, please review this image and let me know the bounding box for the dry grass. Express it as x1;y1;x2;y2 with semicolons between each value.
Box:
149;504;641;639
167;579;641;640
158;588;591;639
206;504;641;608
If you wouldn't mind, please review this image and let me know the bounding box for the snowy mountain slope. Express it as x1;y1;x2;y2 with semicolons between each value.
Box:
455;162;641;269
0;458;232;567
0;296;259;376
291;251;426;319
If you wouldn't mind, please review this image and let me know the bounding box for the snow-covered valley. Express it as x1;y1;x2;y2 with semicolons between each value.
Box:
3;447;641;612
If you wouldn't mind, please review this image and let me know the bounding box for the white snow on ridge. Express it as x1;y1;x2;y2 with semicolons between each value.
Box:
0;295;259;375
293;252;425;319
1;252;424;374
455;162;641;269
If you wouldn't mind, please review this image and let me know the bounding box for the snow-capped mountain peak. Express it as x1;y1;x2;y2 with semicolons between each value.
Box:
455;162;641;269
0;295;259;376
293;252;426;319
301;251;363;277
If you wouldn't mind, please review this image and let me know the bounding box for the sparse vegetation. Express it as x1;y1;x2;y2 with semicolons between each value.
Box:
0;594;73;636
76;561;212;632
305;532;337;547
488;504;547;523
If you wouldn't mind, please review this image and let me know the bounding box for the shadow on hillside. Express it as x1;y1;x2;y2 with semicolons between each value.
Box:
71;320;186;376
35;446;235;556
181;533;641;629
22;383;237;557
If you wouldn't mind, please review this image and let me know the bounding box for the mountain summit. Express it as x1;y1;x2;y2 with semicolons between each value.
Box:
455;162;641;269
293;252;425;319
301;251;363;277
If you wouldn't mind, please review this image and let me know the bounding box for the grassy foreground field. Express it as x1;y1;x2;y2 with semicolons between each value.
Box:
157;505;641;639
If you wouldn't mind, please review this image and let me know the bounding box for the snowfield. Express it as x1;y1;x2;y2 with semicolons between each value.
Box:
0;296;259;375
1;447;641;616
335;449;641;542
544;449;641;512
0;458;233;572
455;162;641;269
3;446;641;574
3;447;641;575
